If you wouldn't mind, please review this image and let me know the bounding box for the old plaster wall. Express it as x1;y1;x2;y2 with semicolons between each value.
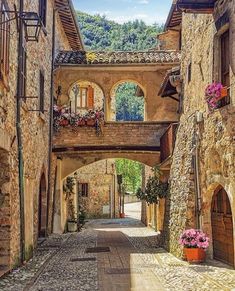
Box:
0;0;71;270
54;68;179;122
166;0;235;261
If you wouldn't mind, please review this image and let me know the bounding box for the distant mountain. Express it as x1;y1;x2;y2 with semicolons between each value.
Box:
77;11;163;51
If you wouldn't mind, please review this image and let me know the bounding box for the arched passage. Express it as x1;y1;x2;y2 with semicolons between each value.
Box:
211;185;234;266
38;173;47;237
110;80;145;121
68;80;105;114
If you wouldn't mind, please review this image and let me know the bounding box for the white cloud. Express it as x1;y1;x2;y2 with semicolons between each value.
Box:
138;0;149;4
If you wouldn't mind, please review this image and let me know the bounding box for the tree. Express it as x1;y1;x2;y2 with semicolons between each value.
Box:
77;11;163;51
115;159;143;193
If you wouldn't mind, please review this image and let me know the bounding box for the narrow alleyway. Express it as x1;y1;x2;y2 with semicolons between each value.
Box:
0;218;235;291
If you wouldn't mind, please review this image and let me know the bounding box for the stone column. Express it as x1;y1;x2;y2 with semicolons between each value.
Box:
53;159;63;234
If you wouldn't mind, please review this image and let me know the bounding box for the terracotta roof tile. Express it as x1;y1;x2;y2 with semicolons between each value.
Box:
55;50;181;66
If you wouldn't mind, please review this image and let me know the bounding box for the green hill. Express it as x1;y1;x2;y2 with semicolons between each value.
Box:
77;11;163;51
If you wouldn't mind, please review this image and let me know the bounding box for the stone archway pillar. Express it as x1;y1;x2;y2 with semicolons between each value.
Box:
53;159;64;233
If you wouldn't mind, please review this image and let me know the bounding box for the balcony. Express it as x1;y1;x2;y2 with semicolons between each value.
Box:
160;123;178;167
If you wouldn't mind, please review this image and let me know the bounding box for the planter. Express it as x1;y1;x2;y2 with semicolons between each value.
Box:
77;119;86;126
184;248;206;263
67;221;78;232
86;118;96;126
220;86;228;98
59;119;69;126
119;213;125;218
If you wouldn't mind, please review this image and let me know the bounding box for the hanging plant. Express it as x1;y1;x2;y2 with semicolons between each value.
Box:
205;82;228;111
136;166;168;205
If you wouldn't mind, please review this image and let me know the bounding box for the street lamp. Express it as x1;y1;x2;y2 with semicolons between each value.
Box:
0;8;43;42
22;12;42;42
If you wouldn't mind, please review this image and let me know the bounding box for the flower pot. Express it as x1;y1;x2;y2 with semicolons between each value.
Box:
184;248;206;263
119;213;125;218
59;119;69;126
220;87;228;98
77;119;86;126
67;221;78;232
86;118;96;126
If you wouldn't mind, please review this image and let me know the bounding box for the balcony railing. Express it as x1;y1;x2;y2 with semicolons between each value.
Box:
160;123;178;163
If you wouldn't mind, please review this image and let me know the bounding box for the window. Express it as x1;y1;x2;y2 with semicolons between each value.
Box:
219;29;230;107
78;183;88;197
0;2;10;83
39;0;47;27
19;46;27;99
39;70;45;113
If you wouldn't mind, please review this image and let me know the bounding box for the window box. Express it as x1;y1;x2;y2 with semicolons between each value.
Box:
86;118;96;126
205;82;228;111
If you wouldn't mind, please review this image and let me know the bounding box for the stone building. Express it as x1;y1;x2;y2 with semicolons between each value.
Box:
158;0;235;267
0;0;83;276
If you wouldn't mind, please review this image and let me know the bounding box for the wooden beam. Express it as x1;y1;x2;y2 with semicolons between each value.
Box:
52;145;161;153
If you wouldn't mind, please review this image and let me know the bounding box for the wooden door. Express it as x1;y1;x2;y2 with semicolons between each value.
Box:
211;187;234;266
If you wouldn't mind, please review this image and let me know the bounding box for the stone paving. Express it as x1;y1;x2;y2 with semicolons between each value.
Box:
0;217;235;291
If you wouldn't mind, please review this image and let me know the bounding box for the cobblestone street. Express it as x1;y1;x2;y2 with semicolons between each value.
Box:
0;213;235;291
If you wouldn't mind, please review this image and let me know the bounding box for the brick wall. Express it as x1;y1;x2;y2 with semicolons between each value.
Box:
53;122;170;148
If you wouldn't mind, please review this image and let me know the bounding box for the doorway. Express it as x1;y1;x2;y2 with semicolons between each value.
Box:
211;186;234;266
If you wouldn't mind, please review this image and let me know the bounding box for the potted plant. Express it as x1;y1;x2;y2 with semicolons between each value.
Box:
63;177;78;232
179;229;209;263
67;199;78;232
205;82;228;111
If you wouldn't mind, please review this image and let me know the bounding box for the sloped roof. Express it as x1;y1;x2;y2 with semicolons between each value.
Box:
165;0;216;30
55;0;84;50
55;50;181;66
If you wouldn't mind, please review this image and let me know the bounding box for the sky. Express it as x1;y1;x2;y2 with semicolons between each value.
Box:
73;0;173;25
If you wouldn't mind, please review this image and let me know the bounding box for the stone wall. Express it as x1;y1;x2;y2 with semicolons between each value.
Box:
166;0;235;261
0;0;72;272
76;160;117;218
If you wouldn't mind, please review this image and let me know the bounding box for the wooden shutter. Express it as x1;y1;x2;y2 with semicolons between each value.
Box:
87;86;94;109
0;3;10;80
220;30;230;106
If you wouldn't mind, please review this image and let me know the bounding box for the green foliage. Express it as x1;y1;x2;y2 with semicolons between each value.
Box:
115;159;143;193
116;83;144;121
137;166;169;204
63;177;76;221
77;11;163;51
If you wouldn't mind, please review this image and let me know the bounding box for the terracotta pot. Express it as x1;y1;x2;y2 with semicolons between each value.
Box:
119;213;125;218
220;86;228;98
86;118;96;126
60;119;69;126
77;119;86;126
184;248;206;263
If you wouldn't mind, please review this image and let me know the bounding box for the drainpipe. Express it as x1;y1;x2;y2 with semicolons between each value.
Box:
46;8;56;235
16;0;25;263
193;115;202;229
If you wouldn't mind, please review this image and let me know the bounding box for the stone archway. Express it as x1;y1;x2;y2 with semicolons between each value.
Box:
0;148;10;274
211;185;234;266
38;173;47;237
110;80;146;122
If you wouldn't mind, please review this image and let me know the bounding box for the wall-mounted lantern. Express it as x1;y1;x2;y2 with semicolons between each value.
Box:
22;12;42;42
